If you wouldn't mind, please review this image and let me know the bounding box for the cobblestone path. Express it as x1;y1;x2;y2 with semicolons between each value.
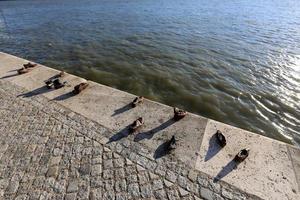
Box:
0;80;259;200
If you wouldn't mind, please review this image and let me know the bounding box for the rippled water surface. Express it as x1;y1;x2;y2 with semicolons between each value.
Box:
0;0;299;146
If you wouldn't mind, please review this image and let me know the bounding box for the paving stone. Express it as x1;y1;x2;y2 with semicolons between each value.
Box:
114;158;125;168
115;193;128;200
89;188;101;200
188;170;198;182
127;174;138;184
103;159;114;169
64;193;77;200
125;159;133;166
154;189;167;199
114;168;126;179
140;184;153;198
91;164;102;176
115;179;127;192
138;172;150;184
103;169;114;180
152;179;164;191
128;183;140;197
201;187;214;200
164;180;173;188
167;189;180;200
67;180;78;193
46;166;59;178
179;188;189;197
166;170;177;183
5;181;19;194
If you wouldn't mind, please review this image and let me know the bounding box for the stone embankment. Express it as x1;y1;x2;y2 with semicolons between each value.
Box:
0;52;299;200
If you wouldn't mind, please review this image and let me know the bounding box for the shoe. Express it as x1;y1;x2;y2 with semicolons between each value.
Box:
129;117;144;132
23;62;37;69
53;78;67;89
17;67;30;74
167;135;177;151
234;148;250;162
216;130;226;147
73;82;89;94
173;107;187;120
131;96;144;107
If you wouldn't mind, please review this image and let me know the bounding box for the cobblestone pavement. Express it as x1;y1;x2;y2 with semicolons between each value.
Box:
0;80;260;200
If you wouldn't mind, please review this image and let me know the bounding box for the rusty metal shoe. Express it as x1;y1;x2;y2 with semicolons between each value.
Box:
167;135;177;151
129;117;144;132
73;82;89;94
216;130;226;147
131;96;144;108
173;107;187;121
17;67;31;74
23;62;37;69
234;148;250;162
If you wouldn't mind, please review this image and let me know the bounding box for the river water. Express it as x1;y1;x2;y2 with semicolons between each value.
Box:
0;0;299;146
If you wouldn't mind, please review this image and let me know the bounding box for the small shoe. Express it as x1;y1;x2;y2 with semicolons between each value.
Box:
23;62;37;69
73;82;89;94
131;96;144;107
58;71;65;77
129;117;144;132
167;135;177;151
53;78;67;89
216;130;226;147
173;107;187;121
234;148;250;162
17;67;30;74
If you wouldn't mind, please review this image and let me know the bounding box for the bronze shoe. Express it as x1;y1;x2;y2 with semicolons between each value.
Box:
23;62;37;69
234;148;250;162
129;117;144;132
73;82;89;94
216;130;226;147
173;107;187;121
53;78;67;89
131;96;144;108
17;67;31;74
167;135;177;151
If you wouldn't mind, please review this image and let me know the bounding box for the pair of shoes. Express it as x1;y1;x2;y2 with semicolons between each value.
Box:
45;71;66;89
131;96;144;107
45;78;67;89
129;117;144;133
215;130;250;162
23;62;37;69
173;107;187;121
73;82;89;94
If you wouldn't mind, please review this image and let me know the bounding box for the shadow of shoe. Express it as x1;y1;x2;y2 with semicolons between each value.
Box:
0;73;21;79
111;103;132;116
107;126;131;143
7;69;19;73
204;134;223;162
213;158;239;183
17;85;52;98
134;118;176;142
52;91;75;101
154;140;171;159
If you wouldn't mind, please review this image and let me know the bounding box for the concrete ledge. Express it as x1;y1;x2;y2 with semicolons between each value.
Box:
0;52;299;199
